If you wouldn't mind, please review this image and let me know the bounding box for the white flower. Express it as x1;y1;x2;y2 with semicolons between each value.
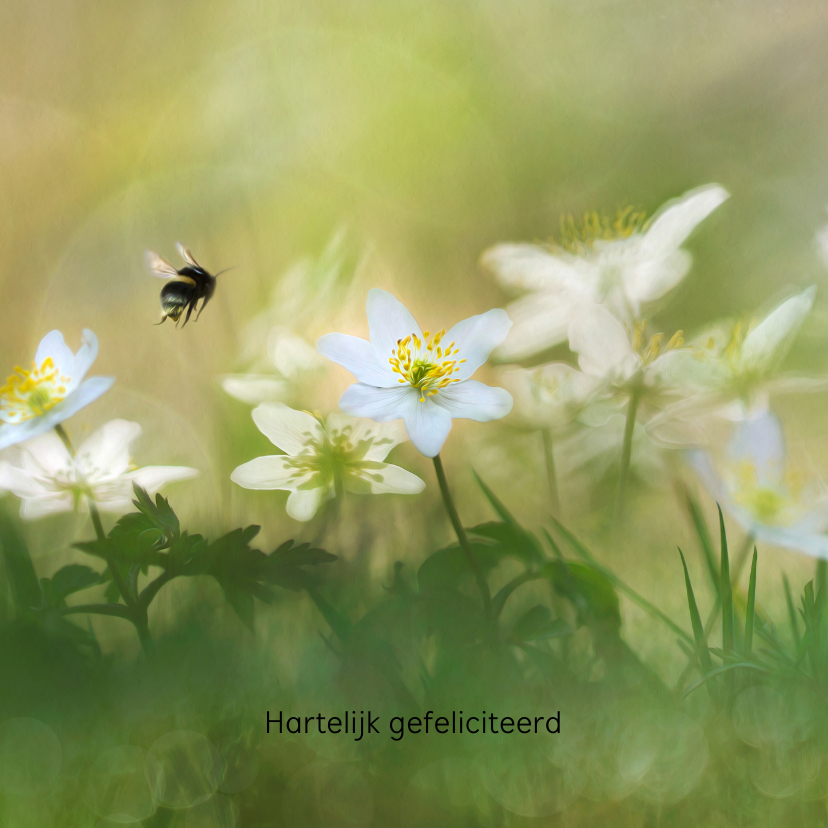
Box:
0;419;198;520
498;363;607;432
221;327;326;405
482;184;729;361
0;330;114;450
568;304;691;391
230;403;425;521
690;409;828;559
316;289;513;457
649;286;821;444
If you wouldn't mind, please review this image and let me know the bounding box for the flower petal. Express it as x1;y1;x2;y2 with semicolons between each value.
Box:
325;413;408;461
317;333;397;387
0;376;115;451
623;249;691;310
19;493;74;520
403;400;453;457
751;525;828;560
726;409;785;482
568;305;640;381
640;184;729;263
76;419;142;479
221;374;291;404
445;309;512;380
432;380;513;422
126;465;199;492
480;243;586;294
286;487;329;521
740;286;816;376
0;461;55;499
230;455;303;490
346;462;426;495
251;402;324;455
366;289;423;359
339;383;418;422
267;327;325;379
19;432;72;478
71;329;100;383
495;294;579;361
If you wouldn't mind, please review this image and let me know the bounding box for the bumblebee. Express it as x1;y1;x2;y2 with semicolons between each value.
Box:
145;242;218;326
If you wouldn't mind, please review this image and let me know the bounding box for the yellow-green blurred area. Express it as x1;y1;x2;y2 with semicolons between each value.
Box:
4;2;828;825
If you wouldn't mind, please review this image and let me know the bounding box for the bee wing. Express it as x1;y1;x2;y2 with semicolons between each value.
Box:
145;249;179;279
176;241;201;268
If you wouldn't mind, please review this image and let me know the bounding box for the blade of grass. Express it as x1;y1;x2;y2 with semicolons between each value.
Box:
678;548;713;675
784;574;801;648
719;506;734;653
678;483;719;594
744;548;758;657
682;662;767;699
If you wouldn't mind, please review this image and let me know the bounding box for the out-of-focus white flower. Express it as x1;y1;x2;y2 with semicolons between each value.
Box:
317;289;513;457
0;330;113;451
482;184;729;361
221;327;326;405
650;286;822;444
231;403;425;521
690;409;828;559
499;363;607;432
0;419;198;520
568;304;691;392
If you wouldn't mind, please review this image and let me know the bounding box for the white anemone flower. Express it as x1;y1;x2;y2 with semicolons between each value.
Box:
498;363;607;432
650;286;821;445
482;184;729;361
0;419;198;519
221;327;326;405
316;289;513;457
567;304;691;393
231;402;425;520
0;329;114;450
690;410;828;559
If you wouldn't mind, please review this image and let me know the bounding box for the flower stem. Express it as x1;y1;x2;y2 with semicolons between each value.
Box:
432;454;491;617
55;424;154;653
541;428;560;516
613;386;642;531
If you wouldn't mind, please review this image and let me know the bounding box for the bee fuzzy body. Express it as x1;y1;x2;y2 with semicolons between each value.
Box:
146;243;218;327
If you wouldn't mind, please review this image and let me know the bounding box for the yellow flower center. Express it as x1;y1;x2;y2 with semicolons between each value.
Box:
557;205;649;254
389;330;466;403
0;358;71;423
731;461;803;526
284;424;394;494
633;319;684;365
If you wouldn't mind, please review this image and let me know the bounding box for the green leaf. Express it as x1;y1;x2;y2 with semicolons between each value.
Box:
540;560;620;631
0;506;41;613
307;588;352;644
50;565;102;600
491;571;542;619
678;547;713;675
719;506;734;653
744;548;758;656
220;581;255;631
467;521;540;567
510;605;572;642
417;543;501;594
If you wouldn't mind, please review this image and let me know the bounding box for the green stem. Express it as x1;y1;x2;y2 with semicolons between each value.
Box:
612;386;642;531
541;429;560;516
432;454;491;617
56;424;153;654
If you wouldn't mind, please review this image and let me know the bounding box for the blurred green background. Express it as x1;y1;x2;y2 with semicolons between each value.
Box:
3;1;828;825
